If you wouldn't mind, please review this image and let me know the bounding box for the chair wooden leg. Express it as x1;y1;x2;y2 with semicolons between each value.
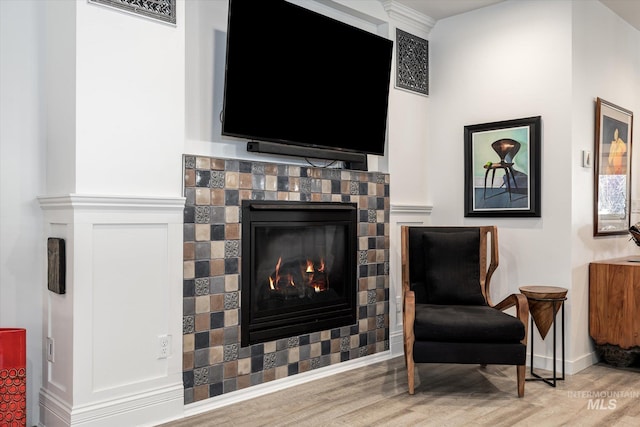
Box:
517;365;525;397
407;356;415;395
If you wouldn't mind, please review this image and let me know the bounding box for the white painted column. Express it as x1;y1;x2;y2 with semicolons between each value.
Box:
38;195;185;426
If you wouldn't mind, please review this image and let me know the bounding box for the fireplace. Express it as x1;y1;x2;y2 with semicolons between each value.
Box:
241;200;358;346
183;156;390;404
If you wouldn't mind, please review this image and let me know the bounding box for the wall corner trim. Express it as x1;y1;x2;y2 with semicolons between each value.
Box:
38;194;186;212
381;0;435;35
390;204;433;215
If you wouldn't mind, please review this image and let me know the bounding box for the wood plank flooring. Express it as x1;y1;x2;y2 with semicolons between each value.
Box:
160;357;640;427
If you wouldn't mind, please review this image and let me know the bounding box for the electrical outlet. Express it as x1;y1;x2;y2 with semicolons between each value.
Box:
46;337;55;363
158;335;170;359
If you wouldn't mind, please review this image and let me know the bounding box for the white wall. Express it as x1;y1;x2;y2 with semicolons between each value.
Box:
0;2;46;426
569;0;640;367
74;1;185;196
428;0;639;373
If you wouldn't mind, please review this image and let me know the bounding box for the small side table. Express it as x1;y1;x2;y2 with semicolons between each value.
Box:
519;285;568;387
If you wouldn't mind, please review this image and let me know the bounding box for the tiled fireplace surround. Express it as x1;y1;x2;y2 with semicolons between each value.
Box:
182;156;390;404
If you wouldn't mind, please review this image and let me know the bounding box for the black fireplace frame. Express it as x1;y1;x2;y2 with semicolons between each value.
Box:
241;200;358;346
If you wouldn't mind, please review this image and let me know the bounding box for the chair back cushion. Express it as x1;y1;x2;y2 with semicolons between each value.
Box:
413;229;486;305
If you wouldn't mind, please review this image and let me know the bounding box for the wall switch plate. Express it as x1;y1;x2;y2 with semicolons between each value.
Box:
632;199;640;214
46;337;55;363
582;150;592;168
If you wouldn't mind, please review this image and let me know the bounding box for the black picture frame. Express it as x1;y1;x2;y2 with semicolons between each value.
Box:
464;116;541;217
593;98;633;236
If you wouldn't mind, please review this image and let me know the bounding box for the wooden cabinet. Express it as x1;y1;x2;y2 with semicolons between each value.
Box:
589;257;640;366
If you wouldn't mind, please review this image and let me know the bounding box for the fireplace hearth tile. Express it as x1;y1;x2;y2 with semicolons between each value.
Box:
195;170;210;188
195;188;210;205
182;155;389;404
185;156;196;169
223;326;238;345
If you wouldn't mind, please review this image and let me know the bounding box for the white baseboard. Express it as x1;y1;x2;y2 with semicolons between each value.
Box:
39;384;184;427
389;330;404;357
528;351;598;376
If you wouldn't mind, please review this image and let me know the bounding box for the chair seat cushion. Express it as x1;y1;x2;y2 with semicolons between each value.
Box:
414;304;525;343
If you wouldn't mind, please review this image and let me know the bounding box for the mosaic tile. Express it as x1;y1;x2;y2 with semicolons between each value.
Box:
194;350;210;369
194;206;211;224
195;278;209;296
224;240;239;258
376;314;385;329
340;336;350;352
263;353;277;370
183;156;389;403
367;290;377;304
210;171;225;189
223;292;239;310
194;157;210;170
183;316;195;334
194;242;210;261
223;344;239;362
223;326;239;345
358;250;368;265
210;277;225;294
184;188;196;207
184;297;195;316
251;163;265;174
184;156;196;169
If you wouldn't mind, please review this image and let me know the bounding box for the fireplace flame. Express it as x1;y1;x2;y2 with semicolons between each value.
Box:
267;256;329;295
268;257;298;290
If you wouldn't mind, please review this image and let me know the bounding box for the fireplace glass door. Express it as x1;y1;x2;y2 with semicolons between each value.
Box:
242;201;357;346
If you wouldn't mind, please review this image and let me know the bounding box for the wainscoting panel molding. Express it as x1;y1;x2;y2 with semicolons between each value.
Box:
38;194;185;427
389;204;433;356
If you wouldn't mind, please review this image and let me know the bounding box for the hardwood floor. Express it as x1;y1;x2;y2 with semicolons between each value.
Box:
160;357;640;426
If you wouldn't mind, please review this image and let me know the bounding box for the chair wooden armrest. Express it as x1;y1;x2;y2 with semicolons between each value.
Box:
403;289;416;394
492;293;529;345
492;293;529;397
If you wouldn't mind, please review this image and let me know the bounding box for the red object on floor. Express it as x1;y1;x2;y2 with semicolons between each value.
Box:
0;328;26;426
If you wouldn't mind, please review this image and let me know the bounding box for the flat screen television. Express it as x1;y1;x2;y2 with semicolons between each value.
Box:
221;0;393;158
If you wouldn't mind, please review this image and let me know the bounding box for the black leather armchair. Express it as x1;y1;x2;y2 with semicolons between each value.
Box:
401;226;529;397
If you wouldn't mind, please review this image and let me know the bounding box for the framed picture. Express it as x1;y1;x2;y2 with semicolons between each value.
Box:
594;98;633;236
464;116;541;217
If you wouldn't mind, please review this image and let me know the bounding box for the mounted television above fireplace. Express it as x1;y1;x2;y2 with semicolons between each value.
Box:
221;0;393;163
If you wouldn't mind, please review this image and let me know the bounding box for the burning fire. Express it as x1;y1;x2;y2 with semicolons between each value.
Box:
268;256;329;295
269;257;296;290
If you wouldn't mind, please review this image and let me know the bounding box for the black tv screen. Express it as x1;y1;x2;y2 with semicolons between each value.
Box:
222;0;393;156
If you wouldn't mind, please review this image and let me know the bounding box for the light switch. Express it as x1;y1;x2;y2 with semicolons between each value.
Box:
582;150;592;168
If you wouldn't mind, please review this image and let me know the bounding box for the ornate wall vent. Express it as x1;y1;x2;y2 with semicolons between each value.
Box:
396;28;428;96
89;0;176;24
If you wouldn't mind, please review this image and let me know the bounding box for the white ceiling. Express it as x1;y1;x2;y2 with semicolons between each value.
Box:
394;0;640;32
